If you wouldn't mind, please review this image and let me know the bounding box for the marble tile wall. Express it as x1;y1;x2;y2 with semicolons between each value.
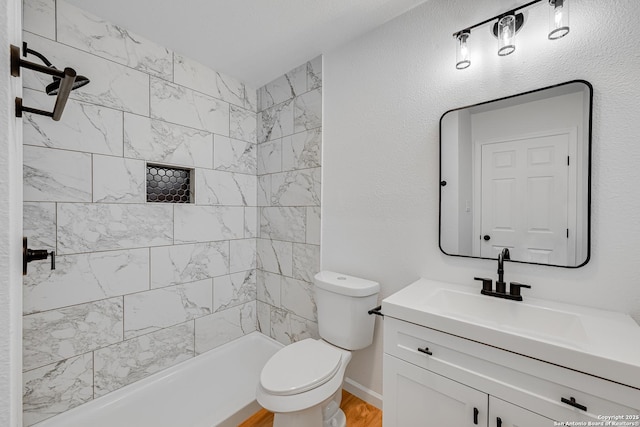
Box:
256;57;323;346
21;0;259;424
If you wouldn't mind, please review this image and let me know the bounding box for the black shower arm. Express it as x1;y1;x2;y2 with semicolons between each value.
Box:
23;44;54;67
10;44;77;121
11;44;66;79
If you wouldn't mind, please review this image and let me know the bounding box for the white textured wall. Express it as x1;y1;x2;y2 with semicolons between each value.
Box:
323;0;640;401
0;0;22;425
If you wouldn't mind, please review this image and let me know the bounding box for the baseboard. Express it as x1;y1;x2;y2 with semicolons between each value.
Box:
343;377;383;410
217;400;262;427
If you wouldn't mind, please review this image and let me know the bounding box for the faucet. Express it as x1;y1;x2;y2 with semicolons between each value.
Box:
474;247;531;301
497;248;510;290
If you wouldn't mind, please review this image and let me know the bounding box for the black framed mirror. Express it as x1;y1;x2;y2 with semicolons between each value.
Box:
439;80;592;268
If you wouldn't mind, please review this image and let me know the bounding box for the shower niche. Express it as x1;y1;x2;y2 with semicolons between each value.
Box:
146;164;194;203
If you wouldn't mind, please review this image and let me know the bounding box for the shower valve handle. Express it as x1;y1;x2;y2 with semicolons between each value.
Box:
23;237;56;275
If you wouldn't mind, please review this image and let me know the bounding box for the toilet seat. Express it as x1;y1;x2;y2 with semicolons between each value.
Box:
260;339;342;396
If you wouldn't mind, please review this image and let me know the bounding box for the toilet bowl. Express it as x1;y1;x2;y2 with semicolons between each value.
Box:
256;271;380;427
257;339;351;427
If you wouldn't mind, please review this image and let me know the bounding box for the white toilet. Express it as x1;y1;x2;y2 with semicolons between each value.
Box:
256;270;380;427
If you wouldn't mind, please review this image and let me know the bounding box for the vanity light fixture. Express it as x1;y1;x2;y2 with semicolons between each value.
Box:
452;0;571;69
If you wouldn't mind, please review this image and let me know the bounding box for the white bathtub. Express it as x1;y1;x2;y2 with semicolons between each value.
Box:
35;332;282;427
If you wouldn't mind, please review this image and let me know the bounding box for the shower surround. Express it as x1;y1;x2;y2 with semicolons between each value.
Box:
21;0;322;425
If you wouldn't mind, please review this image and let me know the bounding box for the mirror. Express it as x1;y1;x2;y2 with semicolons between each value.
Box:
439;80;592;268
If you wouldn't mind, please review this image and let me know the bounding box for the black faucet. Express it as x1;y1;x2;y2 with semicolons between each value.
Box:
474;247;531;301
496;248;510;293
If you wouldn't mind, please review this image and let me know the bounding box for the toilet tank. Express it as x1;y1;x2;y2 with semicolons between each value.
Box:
314;271;380;351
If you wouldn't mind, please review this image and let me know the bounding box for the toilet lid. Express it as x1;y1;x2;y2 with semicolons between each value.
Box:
260;339;342;396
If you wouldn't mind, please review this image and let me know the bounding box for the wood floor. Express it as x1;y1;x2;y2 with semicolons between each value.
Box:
238;390;382;427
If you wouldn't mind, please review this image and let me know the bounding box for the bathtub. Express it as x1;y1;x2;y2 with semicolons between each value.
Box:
35;332;282;427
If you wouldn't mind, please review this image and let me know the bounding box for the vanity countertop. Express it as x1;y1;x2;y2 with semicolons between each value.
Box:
382;278;640;390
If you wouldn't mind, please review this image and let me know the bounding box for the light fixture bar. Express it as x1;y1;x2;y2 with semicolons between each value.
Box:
452;0;543;37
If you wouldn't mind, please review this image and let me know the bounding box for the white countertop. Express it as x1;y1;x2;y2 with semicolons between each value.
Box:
382;278;640;390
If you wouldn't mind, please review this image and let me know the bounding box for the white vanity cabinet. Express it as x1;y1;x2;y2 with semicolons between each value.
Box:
383;317;640;427
384;354;488;426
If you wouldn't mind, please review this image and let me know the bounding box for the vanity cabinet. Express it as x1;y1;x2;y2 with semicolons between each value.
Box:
383;354;488;426
488;397;553;427
383;317;640;427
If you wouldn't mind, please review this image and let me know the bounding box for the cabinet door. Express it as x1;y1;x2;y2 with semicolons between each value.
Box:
489;397;553;427
383;354;488;427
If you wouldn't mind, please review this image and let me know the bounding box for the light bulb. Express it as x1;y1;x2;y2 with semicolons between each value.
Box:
549;0;570;39
456;31;471;69
498;15;516;56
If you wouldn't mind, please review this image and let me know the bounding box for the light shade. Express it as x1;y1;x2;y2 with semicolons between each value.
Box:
498;15;516;56
456;31;471;70
548;0;570;40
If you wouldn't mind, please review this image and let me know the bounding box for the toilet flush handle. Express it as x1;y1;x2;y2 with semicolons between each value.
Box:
367;305;384;317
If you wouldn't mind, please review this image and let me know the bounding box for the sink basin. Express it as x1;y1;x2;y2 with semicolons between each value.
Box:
382;278;640;390
424;288;589;349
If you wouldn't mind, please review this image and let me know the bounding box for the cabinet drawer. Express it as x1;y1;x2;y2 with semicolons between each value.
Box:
384;317;640;418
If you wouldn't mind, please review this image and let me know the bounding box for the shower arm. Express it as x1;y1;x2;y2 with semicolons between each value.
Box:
10;43;78;121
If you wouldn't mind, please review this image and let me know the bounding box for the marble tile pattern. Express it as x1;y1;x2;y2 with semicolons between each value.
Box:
24;145;92;202
23;353;94;426
230;105;257;143
258;139;283;175
194;302;256;354
174;205;245;243
257;270;282;308
57;203;173;254
256;58;323;346
57;1;173;80
23;88;124;156
23;202;56;250
283;128;322;171
173;54;257;111
124;279;212;339
213;135;257;175
258;99;294;144
281;276;317;321
94;322;195;397
150;241;229;289
23;298;123;371
124;114;214;169
22;32;150;115
23;249;149;315
93;155;146;203
195;169;257;206
244;207;258;238
21;4;317;424
270;168;321;206
270;307;319;346
257;238;293;277
260;207;307;243
150;77;230;136
23;0;56;40
213;270;257;312
230;239;257;273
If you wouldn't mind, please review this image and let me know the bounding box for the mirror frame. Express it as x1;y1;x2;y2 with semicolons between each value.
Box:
438;80;593;268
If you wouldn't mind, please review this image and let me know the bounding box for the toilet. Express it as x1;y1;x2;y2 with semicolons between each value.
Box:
256;270;380;427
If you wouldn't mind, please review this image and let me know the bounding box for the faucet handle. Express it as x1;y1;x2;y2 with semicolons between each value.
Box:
509;282;531;297
474;277;493;292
